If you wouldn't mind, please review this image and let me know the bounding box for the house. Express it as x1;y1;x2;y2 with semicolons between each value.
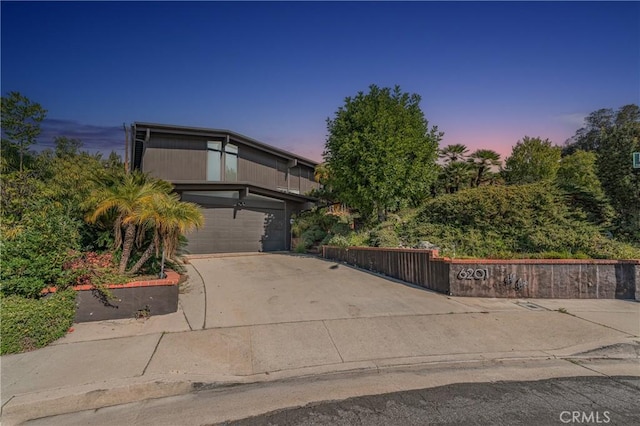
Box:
130;122;319;254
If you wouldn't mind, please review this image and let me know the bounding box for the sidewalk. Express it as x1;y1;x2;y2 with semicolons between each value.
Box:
1;261;639;425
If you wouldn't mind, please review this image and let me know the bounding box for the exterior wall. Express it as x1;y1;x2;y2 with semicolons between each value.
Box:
449;261;638;299
322;246;639;300
142;132;319;194
142;135;207;181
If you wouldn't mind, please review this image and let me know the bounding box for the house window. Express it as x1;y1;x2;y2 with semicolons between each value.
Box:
207;141;222;181
207;141;238;182
225;144;238;182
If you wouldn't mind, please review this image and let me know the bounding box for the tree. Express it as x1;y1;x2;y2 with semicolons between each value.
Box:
503;136;561;184
439;144;469;164
556;150;613;226
563;104;639;155
442;161;474;193
468;149;501;187
597;122;640;241
562;104;640;241
53;136;83;158
129;192;203;276
87;172;172;273
323;85;442;223
0;92;47;173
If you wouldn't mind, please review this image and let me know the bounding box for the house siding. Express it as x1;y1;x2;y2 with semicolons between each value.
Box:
142;136;207;181
141;130;318;194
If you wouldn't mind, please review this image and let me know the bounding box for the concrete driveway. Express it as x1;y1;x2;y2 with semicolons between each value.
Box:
189;253;478;328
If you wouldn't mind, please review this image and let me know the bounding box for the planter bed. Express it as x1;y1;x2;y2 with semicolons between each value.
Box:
43;271;180;322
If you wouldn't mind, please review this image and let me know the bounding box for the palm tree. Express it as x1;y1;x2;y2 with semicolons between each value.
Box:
468;149;501;187
439;144;469;164
129;192;203;276
442;161;474;193
87;171;170;273
314;163;330;185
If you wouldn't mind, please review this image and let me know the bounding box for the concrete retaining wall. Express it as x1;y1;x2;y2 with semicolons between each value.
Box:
44;271;181;322
449;260;638;299
322;246;639;300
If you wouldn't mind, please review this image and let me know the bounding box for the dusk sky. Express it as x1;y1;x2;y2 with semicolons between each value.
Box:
2;1;638;163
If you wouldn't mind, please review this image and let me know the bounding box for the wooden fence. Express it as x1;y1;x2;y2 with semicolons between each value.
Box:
321;246;639;300
322;246;450;294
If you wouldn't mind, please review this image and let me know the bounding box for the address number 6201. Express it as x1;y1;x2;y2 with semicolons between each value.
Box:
456;268;489;280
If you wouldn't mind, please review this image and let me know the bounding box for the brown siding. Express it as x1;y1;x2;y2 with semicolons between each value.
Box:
141;132;319;193
143;136;207;181
299;165;318;194
276;160;287;189
237;145;278;188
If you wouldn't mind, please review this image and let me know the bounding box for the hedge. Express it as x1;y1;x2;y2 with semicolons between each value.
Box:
1;290;76;355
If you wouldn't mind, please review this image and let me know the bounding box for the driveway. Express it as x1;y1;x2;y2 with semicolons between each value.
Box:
189;253;477;328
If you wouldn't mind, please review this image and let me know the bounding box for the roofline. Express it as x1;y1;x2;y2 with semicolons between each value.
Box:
133;122;319;168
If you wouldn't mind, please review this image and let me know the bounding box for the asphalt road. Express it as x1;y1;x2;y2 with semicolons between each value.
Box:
220;376;640;426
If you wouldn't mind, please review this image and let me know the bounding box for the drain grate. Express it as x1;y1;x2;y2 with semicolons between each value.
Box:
515;301;548;311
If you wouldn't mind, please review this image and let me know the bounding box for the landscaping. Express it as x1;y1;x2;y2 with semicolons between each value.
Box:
295;92;640;261
0;93;203;354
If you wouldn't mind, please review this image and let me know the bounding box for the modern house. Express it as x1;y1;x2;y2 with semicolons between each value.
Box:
130;122;319;254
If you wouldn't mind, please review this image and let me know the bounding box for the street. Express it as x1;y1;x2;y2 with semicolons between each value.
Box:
222;376;640;426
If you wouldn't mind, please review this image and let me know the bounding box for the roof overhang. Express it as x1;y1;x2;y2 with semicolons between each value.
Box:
171;181;318;204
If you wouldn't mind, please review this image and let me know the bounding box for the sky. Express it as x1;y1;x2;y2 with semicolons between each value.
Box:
1;1;638;163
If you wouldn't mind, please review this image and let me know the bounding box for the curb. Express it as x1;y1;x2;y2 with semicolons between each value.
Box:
4;348;639;425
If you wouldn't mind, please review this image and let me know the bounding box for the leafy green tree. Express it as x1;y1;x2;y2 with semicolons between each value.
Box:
563;104;640;241
468;149;501;187
556;150;614;226
503;136;561;184
323;85;442;223
53;136;83;158
557;150;604;195
0;92;47;173
597;122;640;242
563;104;639;155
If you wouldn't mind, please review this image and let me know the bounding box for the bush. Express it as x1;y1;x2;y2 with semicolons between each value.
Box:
368;224;400;247
63;251;127;287
1;210;81;297
1;290;76;354
399;183;640;259
291;208;353;248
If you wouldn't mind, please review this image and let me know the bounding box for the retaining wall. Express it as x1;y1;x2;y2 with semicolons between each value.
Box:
322;246;639;300
43;271;180;322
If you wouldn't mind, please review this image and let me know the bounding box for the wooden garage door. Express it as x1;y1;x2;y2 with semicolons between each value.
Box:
185;206;286;254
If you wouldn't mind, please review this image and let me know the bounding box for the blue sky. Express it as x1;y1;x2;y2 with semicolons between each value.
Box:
2;1;638;162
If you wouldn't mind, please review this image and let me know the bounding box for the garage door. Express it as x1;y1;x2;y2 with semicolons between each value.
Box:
185;206;286;254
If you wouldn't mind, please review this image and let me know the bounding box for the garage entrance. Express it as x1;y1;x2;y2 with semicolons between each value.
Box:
182;191;287;254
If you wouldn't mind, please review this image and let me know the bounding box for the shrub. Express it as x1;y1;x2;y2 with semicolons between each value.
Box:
291;208;353;248
368;225;400;247
400;183;640;259
326;234;350;247
1;210;81;297
0;290;76;354
63;251;127;288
